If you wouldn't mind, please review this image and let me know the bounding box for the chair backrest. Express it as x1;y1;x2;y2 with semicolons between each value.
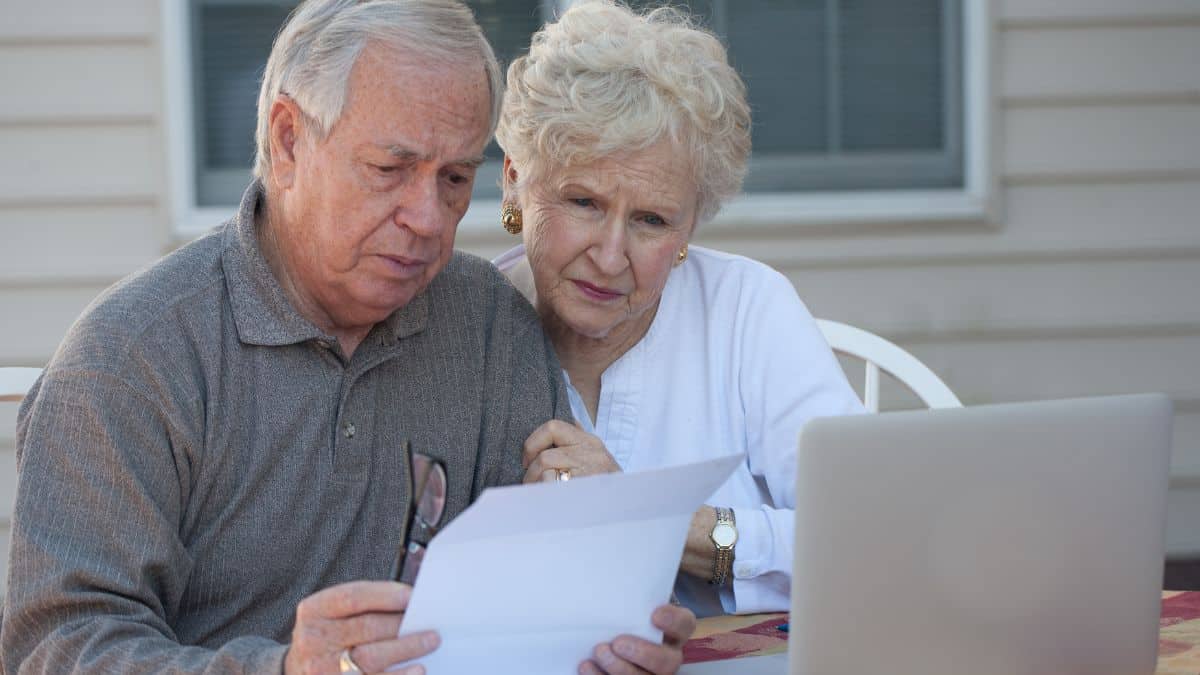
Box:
816;319;961;413
0;367;43;403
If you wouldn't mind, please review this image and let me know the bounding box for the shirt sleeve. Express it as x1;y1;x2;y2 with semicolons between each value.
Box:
1;369;288;675
727;267;866;614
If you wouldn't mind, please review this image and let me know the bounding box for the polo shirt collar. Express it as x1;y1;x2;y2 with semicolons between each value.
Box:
221;180;427;347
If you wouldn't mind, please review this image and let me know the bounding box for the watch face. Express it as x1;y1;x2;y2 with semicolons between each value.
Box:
712;523;737;548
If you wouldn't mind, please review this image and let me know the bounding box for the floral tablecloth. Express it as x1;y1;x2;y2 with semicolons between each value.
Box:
683;590;1200;673
1159;591;1200;673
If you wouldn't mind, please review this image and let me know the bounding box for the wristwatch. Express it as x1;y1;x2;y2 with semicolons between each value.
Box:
709;507;737;586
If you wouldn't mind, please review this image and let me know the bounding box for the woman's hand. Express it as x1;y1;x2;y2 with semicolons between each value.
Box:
522;420;621;483
581;604;697;675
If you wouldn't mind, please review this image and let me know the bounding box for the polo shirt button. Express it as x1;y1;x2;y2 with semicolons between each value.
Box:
736;565;751;577
343;422;356;438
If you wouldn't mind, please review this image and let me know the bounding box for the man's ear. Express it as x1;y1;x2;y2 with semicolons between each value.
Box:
267;95;305;190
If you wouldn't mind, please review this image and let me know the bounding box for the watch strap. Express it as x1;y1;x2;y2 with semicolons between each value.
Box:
710;507;736;586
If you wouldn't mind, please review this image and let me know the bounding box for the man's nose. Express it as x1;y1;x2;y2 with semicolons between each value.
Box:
393;175;446;237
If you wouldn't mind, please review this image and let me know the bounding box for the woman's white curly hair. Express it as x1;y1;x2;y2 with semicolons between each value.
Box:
495;1;752;225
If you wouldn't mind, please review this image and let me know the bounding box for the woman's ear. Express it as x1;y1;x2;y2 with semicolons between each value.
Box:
502;155;520;195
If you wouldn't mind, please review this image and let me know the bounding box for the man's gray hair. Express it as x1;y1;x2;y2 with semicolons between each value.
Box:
253;0;503;180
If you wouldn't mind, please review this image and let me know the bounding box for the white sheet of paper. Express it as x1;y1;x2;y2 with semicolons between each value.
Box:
394;454;743;674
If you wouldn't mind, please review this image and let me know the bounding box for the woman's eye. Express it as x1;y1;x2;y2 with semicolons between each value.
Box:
570;198;594;208
642;214;666;226
373;165;397;174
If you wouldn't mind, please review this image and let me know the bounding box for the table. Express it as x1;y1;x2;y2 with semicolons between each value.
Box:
680;591;1200;674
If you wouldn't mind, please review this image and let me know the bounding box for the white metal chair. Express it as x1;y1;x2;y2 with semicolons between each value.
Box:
816;319;961;413
0;367;43;403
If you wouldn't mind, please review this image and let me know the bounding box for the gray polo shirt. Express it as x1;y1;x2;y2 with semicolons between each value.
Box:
1;182;569;674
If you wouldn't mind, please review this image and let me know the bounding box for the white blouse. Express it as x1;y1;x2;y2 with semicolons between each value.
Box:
494;244;863;616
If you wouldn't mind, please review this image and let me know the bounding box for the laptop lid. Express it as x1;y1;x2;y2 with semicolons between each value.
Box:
789;393;1172;675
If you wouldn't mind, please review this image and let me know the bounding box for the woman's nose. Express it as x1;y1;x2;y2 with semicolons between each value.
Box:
589;218;629;275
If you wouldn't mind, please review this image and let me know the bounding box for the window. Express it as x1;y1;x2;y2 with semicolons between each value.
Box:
629;0;964;194
166;0;988;235
184;0;552;209
191;1;293;207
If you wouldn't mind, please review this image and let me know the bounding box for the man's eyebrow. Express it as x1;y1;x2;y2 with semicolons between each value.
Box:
385;145;426;161
384;145;485;169
454;155;487;169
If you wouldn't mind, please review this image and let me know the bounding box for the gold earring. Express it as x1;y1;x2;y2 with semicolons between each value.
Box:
676;245;688;265
501;202;523;235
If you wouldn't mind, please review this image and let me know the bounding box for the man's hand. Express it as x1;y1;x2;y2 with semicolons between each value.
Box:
523;419;621;483
284;581;439;675
581;604;697;675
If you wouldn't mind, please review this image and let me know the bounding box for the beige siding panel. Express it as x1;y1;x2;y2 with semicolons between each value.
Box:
1;405;13;588
0;522;8;596
0;408;13;470
834;357;930;412
1168;488;1200;556
688;180;1200;267
1001;0;1200;23
997;180;1199;247
0;0;157;40
834;353;1200;556
853;371;1199;481
0;125;160;203
1;405;14;539
0;204;165;282
781;258;1200;337
0;447;13;524
0;44;158;121
896;335;1200;404
1002;26;1200;100
0;405;15;446
1004;104;1200;179
1172;410;1200;479
0;285;109;364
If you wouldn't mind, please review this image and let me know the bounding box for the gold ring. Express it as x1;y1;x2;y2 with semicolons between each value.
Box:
556;468;572;482
338;647;364;674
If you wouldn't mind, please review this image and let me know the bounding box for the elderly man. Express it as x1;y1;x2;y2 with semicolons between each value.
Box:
0;1;694;674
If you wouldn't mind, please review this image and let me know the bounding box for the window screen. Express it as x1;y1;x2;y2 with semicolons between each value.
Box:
190;0;962;207
627;0;964;192
191;0;547;206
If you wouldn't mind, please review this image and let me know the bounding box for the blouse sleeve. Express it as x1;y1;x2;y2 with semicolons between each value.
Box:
728;266;865;614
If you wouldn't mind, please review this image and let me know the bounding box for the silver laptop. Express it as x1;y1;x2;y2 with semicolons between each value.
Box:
789;394;1172;675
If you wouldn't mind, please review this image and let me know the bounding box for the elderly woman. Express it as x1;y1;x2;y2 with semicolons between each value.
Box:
493;0;864;617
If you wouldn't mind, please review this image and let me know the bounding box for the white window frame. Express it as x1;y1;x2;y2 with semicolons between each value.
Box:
163;0;237;238
164;0;994;239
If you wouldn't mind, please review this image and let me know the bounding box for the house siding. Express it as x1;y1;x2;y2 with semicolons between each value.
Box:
1;0;1199;602
0;0;168;597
